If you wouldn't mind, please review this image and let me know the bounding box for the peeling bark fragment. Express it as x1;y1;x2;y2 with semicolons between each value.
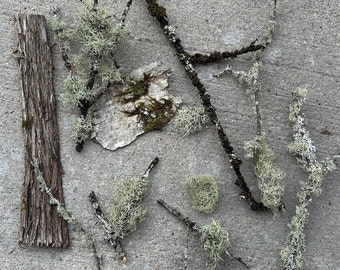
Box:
15;14;69;248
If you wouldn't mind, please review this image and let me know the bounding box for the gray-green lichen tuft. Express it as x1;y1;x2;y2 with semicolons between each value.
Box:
109;176;149;239
52;1;129;146
281;88;337;270
185;175;218;214
244;132;285;213
201;219;230;269
174;105;209;136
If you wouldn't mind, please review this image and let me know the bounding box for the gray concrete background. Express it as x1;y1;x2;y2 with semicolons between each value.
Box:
0;0;339;269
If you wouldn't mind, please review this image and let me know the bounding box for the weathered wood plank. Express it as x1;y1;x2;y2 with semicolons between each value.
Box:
15;14;69;248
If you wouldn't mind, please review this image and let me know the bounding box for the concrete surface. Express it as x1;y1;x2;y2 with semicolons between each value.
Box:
0;0;339;269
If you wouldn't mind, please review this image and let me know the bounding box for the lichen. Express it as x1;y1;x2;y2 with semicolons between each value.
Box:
109;176;149;238
72;112;94;144
174;105;209;136
185;175;218;214
201;219;230;269
52;1;130;149
281;88;337;270
244;132;285;213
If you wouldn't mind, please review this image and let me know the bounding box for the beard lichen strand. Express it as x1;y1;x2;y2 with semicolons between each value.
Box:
145;0;266;211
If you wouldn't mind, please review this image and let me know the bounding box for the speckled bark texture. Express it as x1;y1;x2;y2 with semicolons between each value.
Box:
15;14;69;248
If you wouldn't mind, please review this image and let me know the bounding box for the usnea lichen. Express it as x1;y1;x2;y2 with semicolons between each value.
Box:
221;52;285;213
281;88;337;270
185;175;219;214
109;176;149;238
174;105;209;136
201;219;230;269
244;132;285;213
52;1;130;150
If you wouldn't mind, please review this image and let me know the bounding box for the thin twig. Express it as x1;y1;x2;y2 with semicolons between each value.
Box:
158;199;249;268
89;191;127;263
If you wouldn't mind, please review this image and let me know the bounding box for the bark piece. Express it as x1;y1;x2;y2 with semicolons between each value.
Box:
15;14;69;248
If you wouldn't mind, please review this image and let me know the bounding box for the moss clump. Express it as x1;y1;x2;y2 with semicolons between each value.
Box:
174;105;209;136
109;177;148;238
117;73;151;104
185;175;218;214
124;96;175;132
201;219;230;269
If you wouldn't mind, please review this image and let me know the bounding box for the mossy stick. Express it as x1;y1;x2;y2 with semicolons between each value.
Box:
188;40;265;65
145;0;265;211
157;199;248;269
280;88;337;270
33;161;102;270
89;191;126;262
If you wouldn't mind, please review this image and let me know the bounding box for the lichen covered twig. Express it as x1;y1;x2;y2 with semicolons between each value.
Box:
145;0;266;211
157;199;248;269
280;88;337;270
33;160;102;270
89;157;159;262
52;1;130;151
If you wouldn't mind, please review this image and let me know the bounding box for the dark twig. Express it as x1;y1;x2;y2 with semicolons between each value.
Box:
157;199;249;268
89;157;159;262
146;0;266;211
120;0;133;28
188;41;265;65
157;199;200;232
89;191;126;262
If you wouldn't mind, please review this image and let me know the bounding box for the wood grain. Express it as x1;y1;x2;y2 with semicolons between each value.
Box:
15;14;69;248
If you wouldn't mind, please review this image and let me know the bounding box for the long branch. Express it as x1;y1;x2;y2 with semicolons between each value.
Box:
145;0;266;210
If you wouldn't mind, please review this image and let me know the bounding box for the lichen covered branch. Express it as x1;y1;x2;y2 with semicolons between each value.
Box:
280;88;337;270
89;157;158;262
34;161;102;270
145;0;265;211
157;199;248;269
52;1;130;151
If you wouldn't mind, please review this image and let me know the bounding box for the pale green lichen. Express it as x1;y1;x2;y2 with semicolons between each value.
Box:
185;175;218;214
72;113;94;144
53;1;129;146
109;176;149;238
281;88;337;270
51;16;71;50
174;106;209;136
280;204;309;270
201;219;230;269
244;132;285;213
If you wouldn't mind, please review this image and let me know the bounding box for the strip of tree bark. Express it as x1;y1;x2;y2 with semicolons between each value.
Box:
15;14;69;248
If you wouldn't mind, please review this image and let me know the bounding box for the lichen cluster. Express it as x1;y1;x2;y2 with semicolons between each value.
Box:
52;1;129;150
185;175;218;214
280;88;337;270
109;176;149;238
224;52;285;213
244;132;285;213
174;106;209;136
200;219;230;269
